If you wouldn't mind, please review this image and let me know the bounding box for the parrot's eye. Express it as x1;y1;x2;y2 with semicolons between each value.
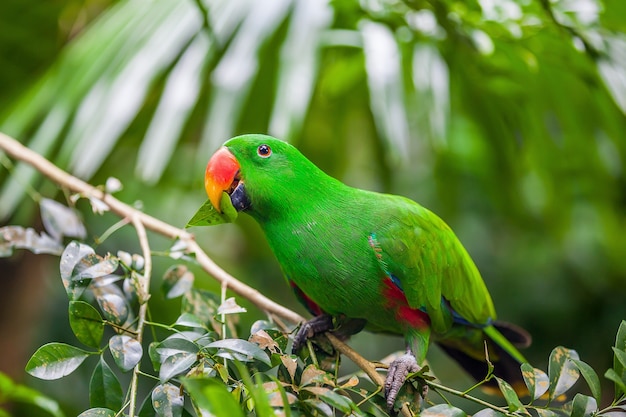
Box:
257;144;272;158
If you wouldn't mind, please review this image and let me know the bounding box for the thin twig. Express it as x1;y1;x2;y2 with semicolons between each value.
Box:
128;214;151;417
424;380;513;415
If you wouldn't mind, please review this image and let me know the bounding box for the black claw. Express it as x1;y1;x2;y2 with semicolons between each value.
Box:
292;314;334;352
384;353;421;410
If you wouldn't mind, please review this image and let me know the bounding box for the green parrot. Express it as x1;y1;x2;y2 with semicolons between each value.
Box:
203;134;530;409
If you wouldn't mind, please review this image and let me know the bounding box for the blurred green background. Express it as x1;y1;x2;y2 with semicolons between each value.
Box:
0;0;625;414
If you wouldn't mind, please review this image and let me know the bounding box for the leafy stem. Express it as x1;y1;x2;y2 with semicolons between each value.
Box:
127;214;152;417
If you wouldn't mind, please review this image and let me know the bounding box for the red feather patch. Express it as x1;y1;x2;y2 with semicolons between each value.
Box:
290;280;323;316
382;278;430;329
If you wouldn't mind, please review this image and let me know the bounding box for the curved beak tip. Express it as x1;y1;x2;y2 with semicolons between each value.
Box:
204;147;240;212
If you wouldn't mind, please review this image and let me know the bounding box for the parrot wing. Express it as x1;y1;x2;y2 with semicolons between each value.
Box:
375;196;496;334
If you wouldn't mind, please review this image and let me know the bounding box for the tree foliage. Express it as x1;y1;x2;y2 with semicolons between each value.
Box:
0;0;625;414
1;175;625;416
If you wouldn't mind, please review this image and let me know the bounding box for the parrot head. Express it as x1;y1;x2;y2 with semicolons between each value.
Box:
204;134;329;217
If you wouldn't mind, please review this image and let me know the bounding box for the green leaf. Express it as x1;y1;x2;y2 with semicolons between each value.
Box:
60;242;96;300
89;357;123;410
109;335;142;372
40;198;86;241
207;339;271;366
302;399;333;416
495;377;526;414
217;297;247;315
571;393;598;417
300;364;332;387
149;342;162;372
473;409;506;417
612;347;626;373
159;352;197;383
521;363;549;400
162;265;194;299
313;388;354;413
422;404;468;417
152;383;184;417
266;377;297;412
570;359;602;403
25;343;91;380
96;293;129;326
612;320;626;398
548;346;580;400
174;312;207;329
181;288;220;327
0;371;65;417
535;409;559;417
0;226;63;256
76;258;119;280
185;195;237;228
69;301;104;348
77;409;116;417
605;368;626;398
156;336;201;356
183;377;245;417
234;361;274;417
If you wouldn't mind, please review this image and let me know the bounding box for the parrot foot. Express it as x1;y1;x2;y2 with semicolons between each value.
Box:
384;353;422;411
292;314;334;352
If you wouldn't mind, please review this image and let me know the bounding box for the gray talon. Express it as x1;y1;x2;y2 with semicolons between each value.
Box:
292;314;334;352
385;353;421;410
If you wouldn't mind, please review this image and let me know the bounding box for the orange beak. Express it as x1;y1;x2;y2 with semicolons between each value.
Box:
205;147;240;212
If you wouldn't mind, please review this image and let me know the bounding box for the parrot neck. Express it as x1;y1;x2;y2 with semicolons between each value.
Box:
245;167;350;229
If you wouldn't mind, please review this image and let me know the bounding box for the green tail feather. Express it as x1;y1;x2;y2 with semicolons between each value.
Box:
437;321;531;389
483;324;528;364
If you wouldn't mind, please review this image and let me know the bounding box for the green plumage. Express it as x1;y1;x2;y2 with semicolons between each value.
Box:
219;134;528;385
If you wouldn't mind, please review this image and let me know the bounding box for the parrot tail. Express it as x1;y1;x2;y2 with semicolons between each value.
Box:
436;321;532;394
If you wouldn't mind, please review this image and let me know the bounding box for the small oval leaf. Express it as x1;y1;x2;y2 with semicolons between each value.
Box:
156;337;200;357
535;409;559;417
571;393;598;417
162;265;194;299
77;408;116;417
89;357;123;410
495;377;526;413
614;320;626;378
183;377;244;417
206;339;271;366
159;352;198;383
314;389;354;413
473;409;506;417
548;346;580;400
174;313;207;329
185;195;237;228
40;198;87;241
25;343;91;380
422;404;468;417
96;293;129;325
69;301;104;348
60;242;95;299
571;359;602;403
217;297;247;315
605;368;626;398
78;258;119;280
152;383;184;417
109;335;142;372
0;226;64;256
521;363;549;400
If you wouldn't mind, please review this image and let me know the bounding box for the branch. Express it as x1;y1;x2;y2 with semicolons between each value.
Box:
128;214;150;417
0;132;302;324
0;132;409;414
